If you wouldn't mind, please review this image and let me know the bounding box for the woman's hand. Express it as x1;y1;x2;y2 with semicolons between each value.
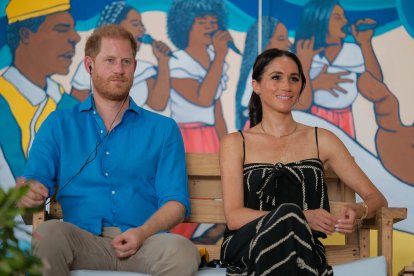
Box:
212;30;231;58
304;208;338;235
335;205;357;234
352;18;376;46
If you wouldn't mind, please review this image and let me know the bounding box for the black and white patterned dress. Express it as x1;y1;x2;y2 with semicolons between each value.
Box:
220;129;334;276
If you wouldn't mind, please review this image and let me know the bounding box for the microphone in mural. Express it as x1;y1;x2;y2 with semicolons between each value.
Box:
345;22;378;33
70;1;172;112
139;34;177;58
209;30;242;55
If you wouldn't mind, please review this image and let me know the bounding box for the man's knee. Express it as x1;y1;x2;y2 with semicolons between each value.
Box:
146;233;200;275
32;220;72;255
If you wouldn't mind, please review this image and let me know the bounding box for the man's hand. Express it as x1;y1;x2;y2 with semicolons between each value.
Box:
111;227;147;259
16;177;49;208
304;208;338;235
334;205;357;234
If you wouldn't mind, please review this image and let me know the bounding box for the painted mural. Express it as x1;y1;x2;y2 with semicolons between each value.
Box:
0;0;413;273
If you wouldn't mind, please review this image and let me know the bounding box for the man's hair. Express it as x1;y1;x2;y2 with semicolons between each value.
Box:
85;24;137;59
6;16;46;53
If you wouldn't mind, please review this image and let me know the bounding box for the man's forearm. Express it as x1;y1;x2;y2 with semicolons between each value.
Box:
138;200;186;240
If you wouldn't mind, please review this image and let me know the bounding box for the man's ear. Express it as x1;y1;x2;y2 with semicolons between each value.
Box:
18;27;31;45
84;57;93;75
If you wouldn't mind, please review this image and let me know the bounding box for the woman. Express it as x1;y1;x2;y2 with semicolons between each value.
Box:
294;0;383;138
71;1;171;111
235;16;292;130
220;48;387;275
167;0;231;153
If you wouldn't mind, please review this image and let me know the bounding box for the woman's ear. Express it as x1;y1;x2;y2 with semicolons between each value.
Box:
252;79;260;95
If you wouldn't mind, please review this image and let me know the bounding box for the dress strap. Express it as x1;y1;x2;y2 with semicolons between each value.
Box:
238;130;246;164
315;127;320;160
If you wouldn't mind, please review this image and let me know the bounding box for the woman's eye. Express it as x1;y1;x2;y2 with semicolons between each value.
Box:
272;75;281;80
291;77;300;82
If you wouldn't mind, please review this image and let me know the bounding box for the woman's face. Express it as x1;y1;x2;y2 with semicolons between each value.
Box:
266;22;292;51
189;15;219;45
327;5;348;41
119;9;145;51
253;56;302;113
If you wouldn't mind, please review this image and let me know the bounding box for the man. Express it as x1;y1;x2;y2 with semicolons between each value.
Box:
0;0;80;188
17;25;200;275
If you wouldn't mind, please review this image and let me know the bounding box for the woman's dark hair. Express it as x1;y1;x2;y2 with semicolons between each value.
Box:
97;1;135;27
167;0;228;49
249;48;306;127
235;16;279;129
294;0;338;50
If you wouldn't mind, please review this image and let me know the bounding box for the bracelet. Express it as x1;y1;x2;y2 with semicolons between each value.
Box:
358;202;369;227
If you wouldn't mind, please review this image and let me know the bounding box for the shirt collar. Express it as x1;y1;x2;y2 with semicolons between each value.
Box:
79;94;141;115
3;66;62;105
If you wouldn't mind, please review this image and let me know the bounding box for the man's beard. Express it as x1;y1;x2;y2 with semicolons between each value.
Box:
92;73;133;101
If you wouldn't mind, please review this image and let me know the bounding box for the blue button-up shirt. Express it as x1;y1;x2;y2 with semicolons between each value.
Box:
24;96;190;235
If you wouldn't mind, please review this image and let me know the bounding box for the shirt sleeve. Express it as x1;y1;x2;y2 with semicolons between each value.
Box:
24;112;60;196
154;119;191;217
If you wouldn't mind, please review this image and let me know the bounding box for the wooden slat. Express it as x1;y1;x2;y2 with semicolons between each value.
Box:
188;199;226;224
325;245;360;265
359;228;370;258
188;178;221;199
32;210;46;231
195;244;221;261
49;198;62;219
186;153;220;176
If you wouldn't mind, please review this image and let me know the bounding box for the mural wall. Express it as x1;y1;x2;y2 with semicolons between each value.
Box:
0;0;413;273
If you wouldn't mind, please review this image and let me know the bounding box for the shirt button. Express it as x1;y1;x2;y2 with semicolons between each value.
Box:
104;172;109;177
105;151;110;155
93;111;96;115
100;130;104;134
111;191;116;195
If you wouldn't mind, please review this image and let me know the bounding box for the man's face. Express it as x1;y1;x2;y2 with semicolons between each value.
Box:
91;37;136;101
27;11;80;75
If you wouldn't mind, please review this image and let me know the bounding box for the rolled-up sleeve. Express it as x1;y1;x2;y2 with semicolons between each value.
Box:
24;112;59;196
154;120;190;217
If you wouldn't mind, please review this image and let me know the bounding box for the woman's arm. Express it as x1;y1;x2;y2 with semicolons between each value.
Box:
146;40;172;111
214;100;227;139
319;128;388;219
220;133;268;231
352;19;383;81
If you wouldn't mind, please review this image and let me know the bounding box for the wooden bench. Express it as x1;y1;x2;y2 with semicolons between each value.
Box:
33;153;407;276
